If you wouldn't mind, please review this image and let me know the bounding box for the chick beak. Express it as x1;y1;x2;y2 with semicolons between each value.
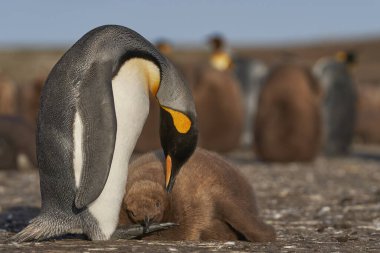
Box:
143;216;151;233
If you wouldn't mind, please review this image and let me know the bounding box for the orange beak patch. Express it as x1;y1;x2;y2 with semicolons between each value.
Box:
165;155;172;188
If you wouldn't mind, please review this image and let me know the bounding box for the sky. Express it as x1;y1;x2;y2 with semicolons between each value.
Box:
1;0;380;48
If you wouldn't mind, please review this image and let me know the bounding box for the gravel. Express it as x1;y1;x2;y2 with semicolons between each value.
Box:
1;145;380;252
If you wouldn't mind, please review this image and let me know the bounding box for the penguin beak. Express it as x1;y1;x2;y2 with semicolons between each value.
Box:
165;155;178;192
165;155;172;191
143;216;152;233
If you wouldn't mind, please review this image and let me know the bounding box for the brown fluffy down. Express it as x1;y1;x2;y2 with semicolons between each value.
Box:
0;74;18;116
356;84;380;143
119;148;275;242
0;116;37;170
253;64;321;162
18;75;45;129
192;65;244;152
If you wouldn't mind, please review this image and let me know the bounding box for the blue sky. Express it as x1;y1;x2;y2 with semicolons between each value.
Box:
1;0;380;48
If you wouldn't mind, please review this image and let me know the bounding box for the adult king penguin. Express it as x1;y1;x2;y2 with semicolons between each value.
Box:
12;25;198;242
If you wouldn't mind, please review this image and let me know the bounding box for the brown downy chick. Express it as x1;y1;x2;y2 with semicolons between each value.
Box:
119;148;275;242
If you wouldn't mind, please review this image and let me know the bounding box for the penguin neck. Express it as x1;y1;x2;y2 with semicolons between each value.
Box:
111;57;161;153
210;51;232;71
120;58;161;97
87;58;160;239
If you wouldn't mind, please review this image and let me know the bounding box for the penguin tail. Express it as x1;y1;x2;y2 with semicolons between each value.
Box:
8;215;73;243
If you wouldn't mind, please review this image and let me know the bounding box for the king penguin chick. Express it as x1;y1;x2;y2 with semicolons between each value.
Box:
0;116;37;170
313;50;358;156
254;63;321;162
19;74;46;129
0;73;18;116
11;25;198;242
119;148;275;242
192;35;244;152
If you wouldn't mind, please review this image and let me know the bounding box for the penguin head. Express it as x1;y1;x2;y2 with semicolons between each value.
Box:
208;34;225;52
155;62;198;193
159;107;197;192
335;50;357;66
207;34;232;71
124;180;168;226
155;39;173;56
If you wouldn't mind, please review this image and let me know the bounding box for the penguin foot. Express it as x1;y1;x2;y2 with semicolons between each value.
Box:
6;213;78;243
112;222;178;240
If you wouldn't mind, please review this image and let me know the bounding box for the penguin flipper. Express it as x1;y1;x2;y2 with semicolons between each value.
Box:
75;63;117;209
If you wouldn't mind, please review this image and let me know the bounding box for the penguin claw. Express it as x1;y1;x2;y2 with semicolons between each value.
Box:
112;222;178;240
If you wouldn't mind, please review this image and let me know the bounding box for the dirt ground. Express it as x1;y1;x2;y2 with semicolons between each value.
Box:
0;145;379;252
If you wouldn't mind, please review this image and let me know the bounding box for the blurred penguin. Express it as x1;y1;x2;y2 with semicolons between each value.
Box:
192;35;244;152
313;50;357;156
156;39;173;56
19;74;46;129
0;116;37;170
234;57;268;148
0;73;18;116
254;63;321;162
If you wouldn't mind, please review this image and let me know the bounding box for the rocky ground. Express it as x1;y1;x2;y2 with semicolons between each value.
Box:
0;145;380;252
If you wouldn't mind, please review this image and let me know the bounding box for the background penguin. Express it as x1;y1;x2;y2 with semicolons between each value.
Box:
119;148;275;242
0;116;37;170
313;50;358;156
18;74;46;129
233;57;268;148
0;73;18;116
192;35;244;152
12;25;198;242
254;63;321;162
355;84;380;143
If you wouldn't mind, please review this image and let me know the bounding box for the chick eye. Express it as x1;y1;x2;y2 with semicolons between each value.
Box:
155;201;160;208
128;210;136;217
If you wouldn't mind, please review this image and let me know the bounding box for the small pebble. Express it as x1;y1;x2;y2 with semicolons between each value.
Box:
283;245;297;249
317;206;331;216
336;236;349;242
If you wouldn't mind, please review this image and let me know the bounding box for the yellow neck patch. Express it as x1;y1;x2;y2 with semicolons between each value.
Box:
161;106;191;134
210;51;232;71
123;58;161;96
335;51;347;63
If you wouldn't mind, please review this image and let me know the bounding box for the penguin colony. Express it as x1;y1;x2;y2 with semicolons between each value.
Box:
1;25;363;243
119;148;275;242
